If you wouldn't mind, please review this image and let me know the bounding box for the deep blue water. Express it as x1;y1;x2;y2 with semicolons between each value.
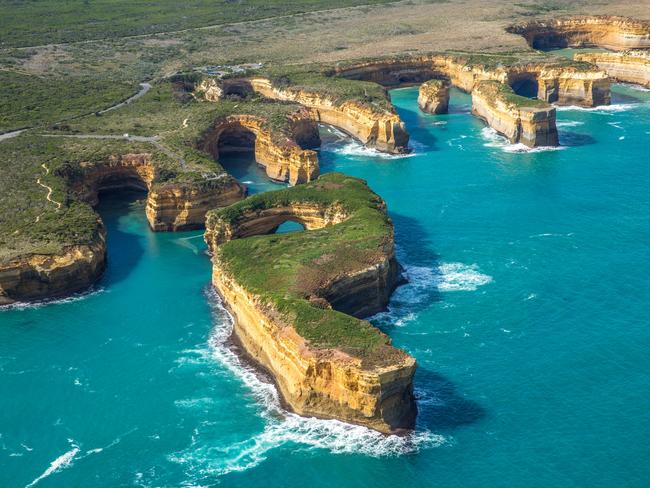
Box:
1;84;650;487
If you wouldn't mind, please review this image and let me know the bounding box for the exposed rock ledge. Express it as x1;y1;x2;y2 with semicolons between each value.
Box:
199;113;319;185
507;16;650;51
198;77;410;155
472;81;558;147
418;80;450;114
205;173;416;432
68;153;244;231
0;228;106;306
1;151;245;305
575;51;650;88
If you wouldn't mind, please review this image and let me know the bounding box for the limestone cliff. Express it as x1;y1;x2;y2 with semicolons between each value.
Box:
200;113;319;186
472;81;559;147
248;78;410;154
205;174;417;432
336;54;610;107
507;16;650;51
575;51;650;88
418;80;450;114
0;228;106;305
69;153;244;231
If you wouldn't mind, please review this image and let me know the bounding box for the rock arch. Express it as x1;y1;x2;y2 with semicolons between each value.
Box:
200;114;319;186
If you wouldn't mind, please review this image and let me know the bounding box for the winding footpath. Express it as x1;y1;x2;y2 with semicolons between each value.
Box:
0;83;152;143
35;163;61;222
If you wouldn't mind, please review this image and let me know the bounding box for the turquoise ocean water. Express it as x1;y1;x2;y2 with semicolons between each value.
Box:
2;84;650;487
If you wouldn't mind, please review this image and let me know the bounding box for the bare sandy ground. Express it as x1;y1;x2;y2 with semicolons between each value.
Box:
5;0;650;80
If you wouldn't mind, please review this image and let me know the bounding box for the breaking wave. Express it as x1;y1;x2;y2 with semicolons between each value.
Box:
371;261;493;327
168;288;445;478
481;127;565;153
556;120;584;128
321;125;416;159
555;103;641;113
0;288;105;312
26;441;80;487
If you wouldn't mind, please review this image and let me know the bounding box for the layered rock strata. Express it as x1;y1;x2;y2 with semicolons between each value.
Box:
335;54;610;107
0;151;245;305
575;51;650;88
69;153;245;231
418;80;450;114
200;114;319;185
507;16;650;51
472;81;559;147
205;173;417;432
0;229;106;306
247;78;409;154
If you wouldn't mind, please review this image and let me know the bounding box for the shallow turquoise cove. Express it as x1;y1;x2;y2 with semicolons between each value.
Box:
2;84;650;487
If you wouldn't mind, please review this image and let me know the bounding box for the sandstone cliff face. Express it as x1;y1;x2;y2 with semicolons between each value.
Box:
575;51;650;88
0;228;106;305
200;114;319;185
418;80;450;114
336;54;610;108
248;78;410;154
205;198;417;433
507;16;650;51
472;81;559;147
71;153;244;231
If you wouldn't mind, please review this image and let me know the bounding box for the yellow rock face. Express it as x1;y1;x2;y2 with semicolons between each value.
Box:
249;78;410;154
472;81;559;147
418;80;450;114
200;114;319;186
0;230;106;305
576;51;650;88
205;200;417;433
71;153;245;231
508;16;650;51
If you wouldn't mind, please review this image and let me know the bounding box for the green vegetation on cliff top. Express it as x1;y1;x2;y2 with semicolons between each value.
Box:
0;134;225;262
208;173;401;364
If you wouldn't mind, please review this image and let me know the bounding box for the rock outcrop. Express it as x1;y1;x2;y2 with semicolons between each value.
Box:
472;81;559;147
575;51;650;88
336;54;610;107
418;80;450;114
200;113;319;185
68;153;244;231
507;16;650;51
205;174;417;432
0;228;106;305
248;78;410;154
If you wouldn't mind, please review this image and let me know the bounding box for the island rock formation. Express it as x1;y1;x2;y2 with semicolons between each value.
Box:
472;81;558;147
418;80;450;114
205;174;417;432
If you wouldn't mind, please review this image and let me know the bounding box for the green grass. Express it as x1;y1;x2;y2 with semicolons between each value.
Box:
208;173;400;364
0;134;222;262
0;0;396;48
0;71;137;133
262;65;393;112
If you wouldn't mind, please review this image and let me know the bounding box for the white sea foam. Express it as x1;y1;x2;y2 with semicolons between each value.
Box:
322;124;416;158
371;261;492;328
0;288;104;312
26;442;80;487
556;120;584;128
241;180;254;184
168;289;444;478
434;262;493;292
555;103;640;113
481;127;565;153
